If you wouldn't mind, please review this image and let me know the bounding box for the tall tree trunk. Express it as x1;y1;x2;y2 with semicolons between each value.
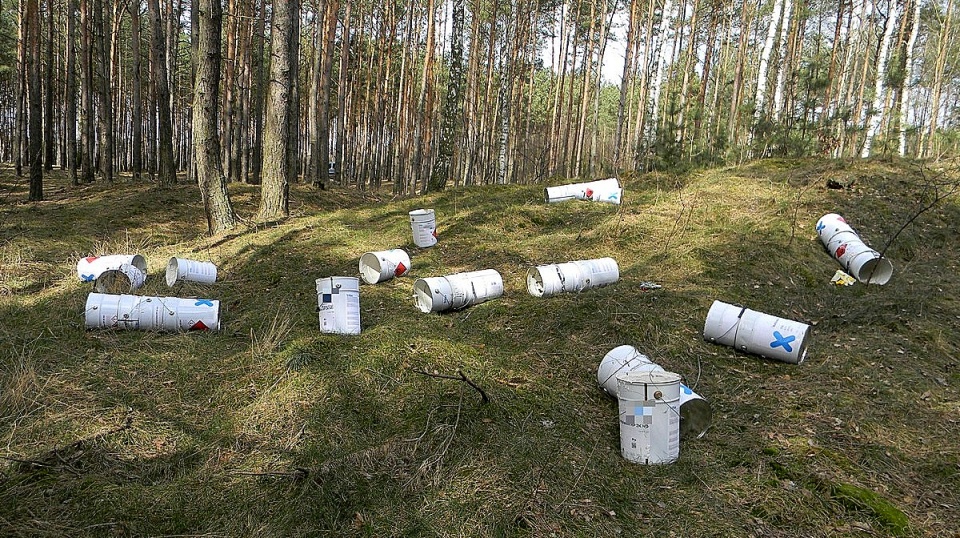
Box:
221;0;237;181
79;0;95;182
899;0;920;156
861;0;898;157
925;0;953;158
771;0;793;121
753;0;784;124
249;0;266;184
93;0;113;181
648;0;674;141
26;0;43;200
148;0;177;185
334;1;351;186
497;2;514;184
694;1;717;146
287;1;301;185
194;0;237;233
65;0;78;185
431;0;464;191
130;1;143;180
42;0;54;170
258;0;299;220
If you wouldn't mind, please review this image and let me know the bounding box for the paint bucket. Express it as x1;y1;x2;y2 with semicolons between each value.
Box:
617;370;682;464
359;249;411;284
84;292;220;331
816;213;893;285
409;209;437;248
76;254;147;283
93;263;146;294
413;269;503;313
316;276;361;335
166;257;218;286
703;300;811;364
527;257;619;297
544;178;621;203
597;345;712;440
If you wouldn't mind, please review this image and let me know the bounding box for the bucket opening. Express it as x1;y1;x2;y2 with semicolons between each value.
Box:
859;257;893;285
413;280;435;313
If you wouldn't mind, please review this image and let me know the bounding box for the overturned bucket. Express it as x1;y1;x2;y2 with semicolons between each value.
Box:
359;249;411;284
413;269;503;313
316;276;361;335
597;345;712;440
93;263;146;294
409;209;438;248
816;213;893;285
703;300;811;364
617;370;682;464
77;254;147;283
544;178;621;204
527;257;619;297
166;257;218;286
84;292;220;331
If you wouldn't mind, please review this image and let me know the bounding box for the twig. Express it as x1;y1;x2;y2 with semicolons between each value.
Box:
232;468;309;480
411;368;490;404
555;438;601;510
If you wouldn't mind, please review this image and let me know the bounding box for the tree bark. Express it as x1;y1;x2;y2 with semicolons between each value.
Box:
898;0;920;156
130;0;143;180
193;0;237;234
43;0;54;170
861;0;898;157
258;0;299;220
147;0;177;185
65;0;78;185
26;0;43;200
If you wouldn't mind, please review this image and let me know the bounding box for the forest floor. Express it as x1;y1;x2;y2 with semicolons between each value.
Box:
0;158;958;537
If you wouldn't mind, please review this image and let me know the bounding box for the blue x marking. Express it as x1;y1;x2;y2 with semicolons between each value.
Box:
195;299;214;307
81;274;95;282
770;331;796;352
816;221;825;233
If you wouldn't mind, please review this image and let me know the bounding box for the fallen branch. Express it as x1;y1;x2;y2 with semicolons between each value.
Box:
411;368;490;404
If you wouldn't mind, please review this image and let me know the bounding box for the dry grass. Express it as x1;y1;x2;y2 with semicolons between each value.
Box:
0;159;958;537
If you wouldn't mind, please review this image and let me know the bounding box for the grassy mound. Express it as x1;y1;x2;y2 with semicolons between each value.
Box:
1;158;958;536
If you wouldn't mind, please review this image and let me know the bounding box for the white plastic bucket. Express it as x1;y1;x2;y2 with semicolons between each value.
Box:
409;209;437;248
413;269;503;313
76;254;147;282
544;178;621;203
703;300;811;364
316;276;361;335
617;370;681;464
597;345;713;440
816;213;893;285
84;292;220;331
359;249;411;284
93;263;146;294
166;257;218;286
527;257;619;297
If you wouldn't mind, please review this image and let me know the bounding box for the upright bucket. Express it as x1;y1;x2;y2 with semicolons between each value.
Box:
816;213;893;285
166;257;218;286
703;300;811;364
77;254;147;282
359;249;411;284
316;277;361;335
84;292;220;331
409;209;438;248
93;263;146;294
527;257;619;297
597;345;712;440
413;269;503;313
617;370;681;464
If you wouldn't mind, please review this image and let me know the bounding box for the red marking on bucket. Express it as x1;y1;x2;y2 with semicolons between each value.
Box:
432;229;438;238
835;244;847;258
84;256;99;263
395;262;407;276
585;188;594;198
190;320;209;331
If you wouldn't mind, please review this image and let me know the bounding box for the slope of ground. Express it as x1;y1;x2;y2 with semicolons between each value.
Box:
1;158;958;537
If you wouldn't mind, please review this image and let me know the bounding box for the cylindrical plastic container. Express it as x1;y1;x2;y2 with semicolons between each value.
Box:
84;292;220;331
166;257;218;286
413;269;504;313
93;263;146;294
703;300;811;364
359;249;411;284
544;178;621;203
409;209;438;248
77;254;147;282
527;257;619;297
617;370;682;464
316;276;361;335
597;345;712;440
816;213;893;284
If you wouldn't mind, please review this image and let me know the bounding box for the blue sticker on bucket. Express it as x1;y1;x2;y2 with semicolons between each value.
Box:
81;274;95;282
322;294;332;303
770;331;796;352
195;299;214;307
816;221;825;233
